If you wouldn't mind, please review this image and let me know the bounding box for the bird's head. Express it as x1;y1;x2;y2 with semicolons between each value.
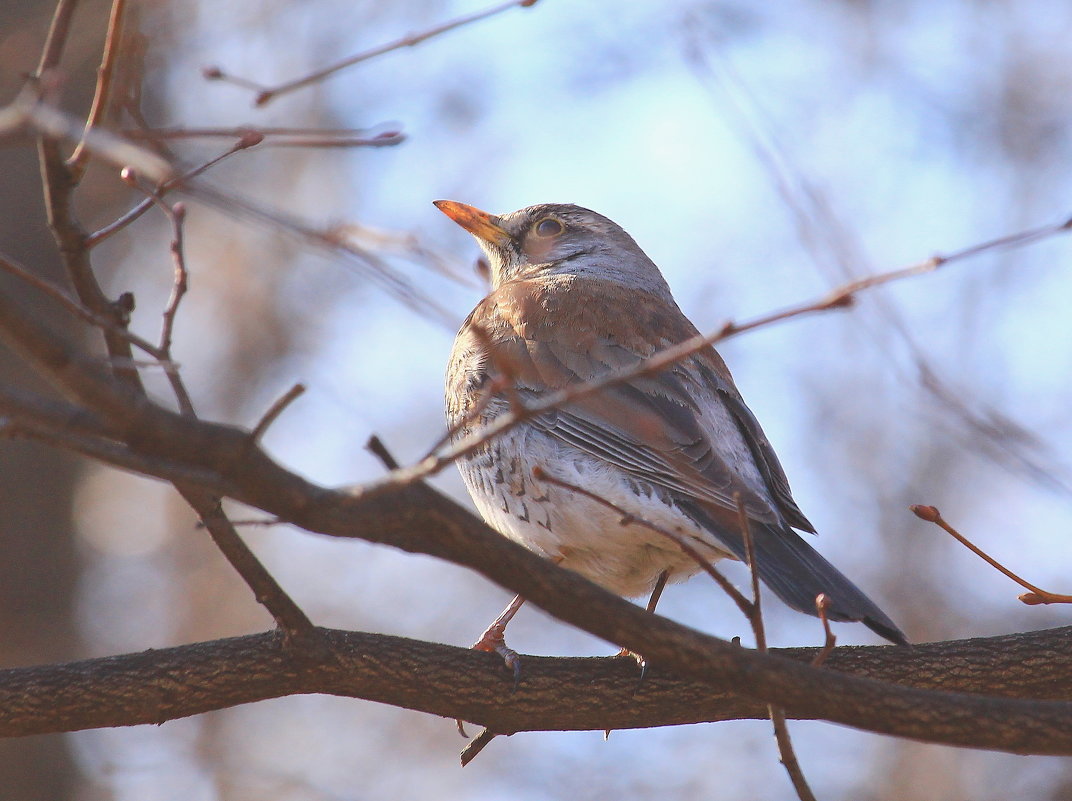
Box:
434;200;672;299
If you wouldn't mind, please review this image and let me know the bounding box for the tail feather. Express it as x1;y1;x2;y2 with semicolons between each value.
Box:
745;525;907;644
681;503;907;644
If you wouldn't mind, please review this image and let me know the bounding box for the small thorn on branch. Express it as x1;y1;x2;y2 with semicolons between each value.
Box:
366;434;401;470
460;727;501;767
250;383;306;443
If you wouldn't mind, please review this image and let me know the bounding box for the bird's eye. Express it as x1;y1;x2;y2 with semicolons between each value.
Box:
534;218;563;237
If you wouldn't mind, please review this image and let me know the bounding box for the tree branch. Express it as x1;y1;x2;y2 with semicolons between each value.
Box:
1;626;1069;740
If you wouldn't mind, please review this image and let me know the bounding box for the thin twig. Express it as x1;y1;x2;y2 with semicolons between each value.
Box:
123;126;405;148
768;707;818;801
687;33;1072;499
198;517;281;530
10;82;454;327
205;0;540;107
250;384;307;443
911;505;1072;605
186;489;321;647
812;594;837;667
12;93;449;321
0;252;165;360
173;178;456;327
421;373;499;460
24;91;174;183
68;0;127;175
736;494;817;801
735;493;763;645
86;132;262;247
116;170;196;414
366;435;401;470
460;727;501;767
159;198;188;352
31;94;147;397
34;0;79;75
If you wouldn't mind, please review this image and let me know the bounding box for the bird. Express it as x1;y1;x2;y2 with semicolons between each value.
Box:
436;199;907;672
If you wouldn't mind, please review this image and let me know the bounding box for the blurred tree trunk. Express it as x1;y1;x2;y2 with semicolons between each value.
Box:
0;1;113;797
0;128;81;801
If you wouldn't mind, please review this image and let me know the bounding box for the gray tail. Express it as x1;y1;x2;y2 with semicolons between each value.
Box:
743;524;907;644
683;504;906;644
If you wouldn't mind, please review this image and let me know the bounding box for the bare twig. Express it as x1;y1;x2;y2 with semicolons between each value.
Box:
0;252;166;361
21;90;174;183
123;126;405;148
115;170;196;413
173;179;456;327
736;494;763;645
198;517;281;530
31;102;148;397
366;435;401;470
34;0;79;74
68;0;127;175
86;132;262;247
250;384;307;443
330;220;477;288
205;0;541;107
812;594;837;667
186;489;321;648
421;372;499;461
17;101;445;321
911;505;1072;606
737;495;817;801
459;726;502;767
768;707;818;801
158;199;188;362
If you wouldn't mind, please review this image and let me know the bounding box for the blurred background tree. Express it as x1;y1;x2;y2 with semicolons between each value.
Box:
2;0;1072;799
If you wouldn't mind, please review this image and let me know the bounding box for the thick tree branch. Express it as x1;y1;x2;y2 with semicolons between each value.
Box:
1;626;1069;739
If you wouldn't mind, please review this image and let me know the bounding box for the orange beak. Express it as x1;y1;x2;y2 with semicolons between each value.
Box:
433;200;511;248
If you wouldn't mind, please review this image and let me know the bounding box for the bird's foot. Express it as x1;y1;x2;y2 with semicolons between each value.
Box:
614;647;650;694
473;621;522;689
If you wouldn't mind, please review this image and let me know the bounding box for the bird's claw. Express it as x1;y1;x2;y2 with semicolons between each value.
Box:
473;623;523;689
614;647;650;695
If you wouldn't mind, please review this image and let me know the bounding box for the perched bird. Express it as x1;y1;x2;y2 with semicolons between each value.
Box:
437;200;906;669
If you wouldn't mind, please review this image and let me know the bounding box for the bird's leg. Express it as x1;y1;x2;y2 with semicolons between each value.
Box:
471;592;527;686
616;570;670;683
646;569;670;614
471;555;565;687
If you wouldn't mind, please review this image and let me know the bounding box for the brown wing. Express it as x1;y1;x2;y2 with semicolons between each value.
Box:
470;277;812;531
